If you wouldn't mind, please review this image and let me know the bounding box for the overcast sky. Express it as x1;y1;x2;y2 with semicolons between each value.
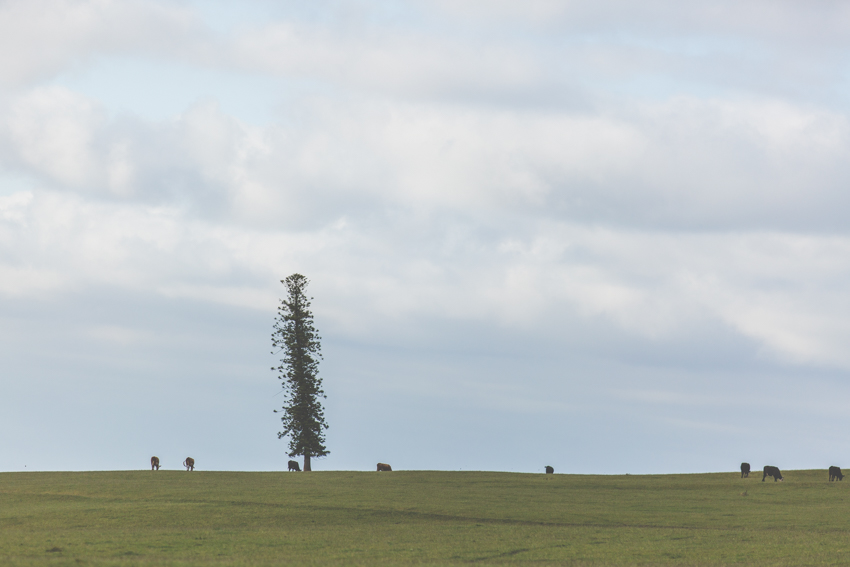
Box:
3;0;850;474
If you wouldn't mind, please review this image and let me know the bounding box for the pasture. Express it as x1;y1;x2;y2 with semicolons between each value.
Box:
0;468;848;565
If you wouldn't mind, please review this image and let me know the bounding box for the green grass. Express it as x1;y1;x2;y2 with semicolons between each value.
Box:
1;469;849;565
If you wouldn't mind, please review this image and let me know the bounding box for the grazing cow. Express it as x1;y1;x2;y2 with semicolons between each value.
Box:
183;457;195;472
545;466;554;474
762;465;783;482
740;462;750;478
377;463;392;472
288;460;301;472
151;456;160;471
829;466;844;481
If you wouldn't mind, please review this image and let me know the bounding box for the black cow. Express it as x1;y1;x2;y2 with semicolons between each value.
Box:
762;465;783;482
288;460;301;472
829;466;844;481
545;466;554;474
740;462;750;478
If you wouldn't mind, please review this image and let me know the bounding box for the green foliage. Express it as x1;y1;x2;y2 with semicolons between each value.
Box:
271;274;328;465
2;469;850;565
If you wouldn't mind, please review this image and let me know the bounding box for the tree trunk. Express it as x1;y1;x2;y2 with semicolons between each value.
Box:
304;453;312;472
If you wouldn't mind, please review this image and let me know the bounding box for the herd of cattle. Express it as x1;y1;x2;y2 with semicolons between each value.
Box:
148;458;846;479
287;461;392;472
149;457;393;472
740;462;845;482
150;456;194;471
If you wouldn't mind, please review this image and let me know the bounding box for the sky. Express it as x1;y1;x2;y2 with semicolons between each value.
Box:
3;0;850;474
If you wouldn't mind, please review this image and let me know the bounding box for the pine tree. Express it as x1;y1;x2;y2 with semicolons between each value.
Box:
271;274;328;471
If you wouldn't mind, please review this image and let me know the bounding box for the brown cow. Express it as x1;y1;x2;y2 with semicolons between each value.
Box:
183;457;195;471
377;463;392;472
151;456;160;471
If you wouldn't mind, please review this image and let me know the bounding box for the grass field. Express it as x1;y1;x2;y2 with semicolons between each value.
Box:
1;468;849;565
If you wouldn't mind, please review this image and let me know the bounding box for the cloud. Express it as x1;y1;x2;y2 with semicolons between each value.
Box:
4;0;850;472
2;81;850;374
4;87;105;188
423;0;850;43
0;0;202;88
225;20;544;100
7;87;847;231
6;174;850;371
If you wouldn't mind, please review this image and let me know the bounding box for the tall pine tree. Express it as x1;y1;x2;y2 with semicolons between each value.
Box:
271;274;328;471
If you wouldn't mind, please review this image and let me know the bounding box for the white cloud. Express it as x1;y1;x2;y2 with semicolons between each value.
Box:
0;0;201;87
4;0;850;472
0;190;32;223
226;20;542;98
5;87;104;187
6;179;850;370
423;0;850;43
3;82;850;373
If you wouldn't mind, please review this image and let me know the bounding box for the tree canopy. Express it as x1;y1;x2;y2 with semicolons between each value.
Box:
271;274;328;471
